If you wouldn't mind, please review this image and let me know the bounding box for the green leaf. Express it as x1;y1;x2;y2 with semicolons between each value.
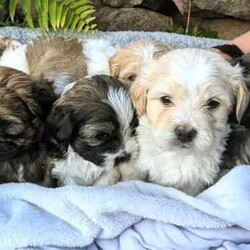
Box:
49;0;57;30
64;9;74;29
69;16;79;31
23;0;34;28
0;0;4;9
76;19;85;32
83;24;90;33
62;0;75;6
9;0;18;21
69;0;91;9
56;3;63;28
60;6;69;28
90;23;97;29
85;16;95;24
41;0;49;32
75;5;94;14
80;9;95;19
7;0;98;33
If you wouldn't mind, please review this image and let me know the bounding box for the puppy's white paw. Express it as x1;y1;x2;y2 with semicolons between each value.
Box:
120;162;148;182
94;168;121;186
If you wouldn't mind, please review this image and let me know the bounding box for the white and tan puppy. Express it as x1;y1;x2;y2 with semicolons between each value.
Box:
109;40;172;87
0;36;116;94
131;48;249;196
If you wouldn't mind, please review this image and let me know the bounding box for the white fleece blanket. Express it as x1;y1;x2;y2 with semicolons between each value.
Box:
0;27;247;250
0;166;249;250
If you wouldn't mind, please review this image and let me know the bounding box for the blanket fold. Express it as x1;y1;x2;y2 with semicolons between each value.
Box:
0;166;249;250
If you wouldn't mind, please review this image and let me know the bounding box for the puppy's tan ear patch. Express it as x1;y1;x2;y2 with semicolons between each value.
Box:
109;56;121;77
233;79;250;123
153;50;167;60
153;42;172;59
130;81;147;117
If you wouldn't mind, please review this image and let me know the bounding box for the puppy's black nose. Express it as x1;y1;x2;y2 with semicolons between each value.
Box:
175;126;197;143
115;153;131;166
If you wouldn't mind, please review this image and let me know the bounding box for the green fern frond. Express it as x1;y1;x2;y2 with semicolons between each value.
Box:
7;0;97;33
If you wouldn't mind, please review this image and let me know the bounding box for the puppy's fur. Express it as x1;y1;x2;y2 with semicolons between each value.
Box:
222;54;250;169
0;66;57;185
223;124;250;169
45;75;145;186
131;48;249;196
109;40;171;87
0;36;116;94
0;36;22;56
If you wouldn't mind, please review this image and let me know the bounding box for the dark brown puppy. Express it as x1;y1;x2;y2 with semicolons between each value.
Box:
0;66;56;185
222;124;250;170
221;54;250;171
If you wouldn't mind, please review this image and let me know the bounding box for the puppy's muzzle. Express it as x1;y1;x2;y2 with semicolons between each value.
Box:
175;125;197;143
115;152;131;166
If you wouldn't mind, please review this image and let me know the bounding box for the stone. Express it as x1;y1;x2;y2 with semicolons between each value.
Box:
102;0;143;8
200;18;250;40
95;6;172;31
173;14;250;40
92;0;104;9
193;0;250;21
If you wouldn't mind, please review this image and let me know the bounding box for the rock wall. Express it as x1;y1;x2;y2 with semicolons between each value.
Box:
93;0;250;39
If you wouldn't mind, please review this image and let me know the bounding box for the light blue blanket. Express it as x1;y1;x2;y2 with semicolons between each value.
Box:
0;27;247;250
0;166;249;250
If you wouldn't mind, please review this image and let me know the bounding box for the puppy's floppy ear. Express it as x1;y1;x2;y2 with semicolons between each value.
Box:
153;42;172;59
45;105;73;157
109;55;120;77
16;75;56;121
153;50;168;60
130;79;147;117
230;66;250;123
31;76;57;119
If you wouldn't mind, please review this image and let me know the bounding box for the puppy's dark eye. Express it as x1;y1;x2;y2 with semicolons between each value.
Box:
160;96;172;106
96;132;109;141
206;99;220;110
126;74;136;82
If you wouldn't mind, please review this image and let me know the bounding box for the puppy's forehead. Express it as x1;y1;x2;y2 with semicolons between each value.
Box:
147;48;234;99
152;49;227;83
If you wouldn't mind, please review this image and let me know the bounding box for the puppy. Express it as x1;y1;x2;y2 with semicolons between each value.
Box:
109;40;172;87
222;124;250;170
0;36;22;56
0;66;56;185
0;36;116;94
131;48;249;196
45;75;145;186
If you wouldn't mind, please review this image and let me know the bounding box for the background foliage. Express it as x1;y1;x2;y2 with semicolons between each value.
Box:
0;0;97;33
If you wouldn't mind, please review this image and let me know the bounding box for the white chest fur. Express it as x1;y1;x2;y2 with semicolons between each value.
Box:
52;146;104;186
137;120;226;196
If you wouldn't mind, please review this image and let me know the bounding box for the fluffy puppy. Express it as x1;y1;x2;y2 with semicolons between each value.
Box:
0;36;22;56
131;48;249;196
0;66;56;185
222;124;250;169
45;75;145;186
0;36;116;94
109;40;172;87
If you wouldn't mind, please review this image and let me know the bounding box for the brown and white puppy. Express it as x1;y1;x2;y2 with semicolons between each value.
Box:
0;66;57;185
109;40;172;87
0;36;116;94
131;48;249;196
44;75;146;186
0;36;22;56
